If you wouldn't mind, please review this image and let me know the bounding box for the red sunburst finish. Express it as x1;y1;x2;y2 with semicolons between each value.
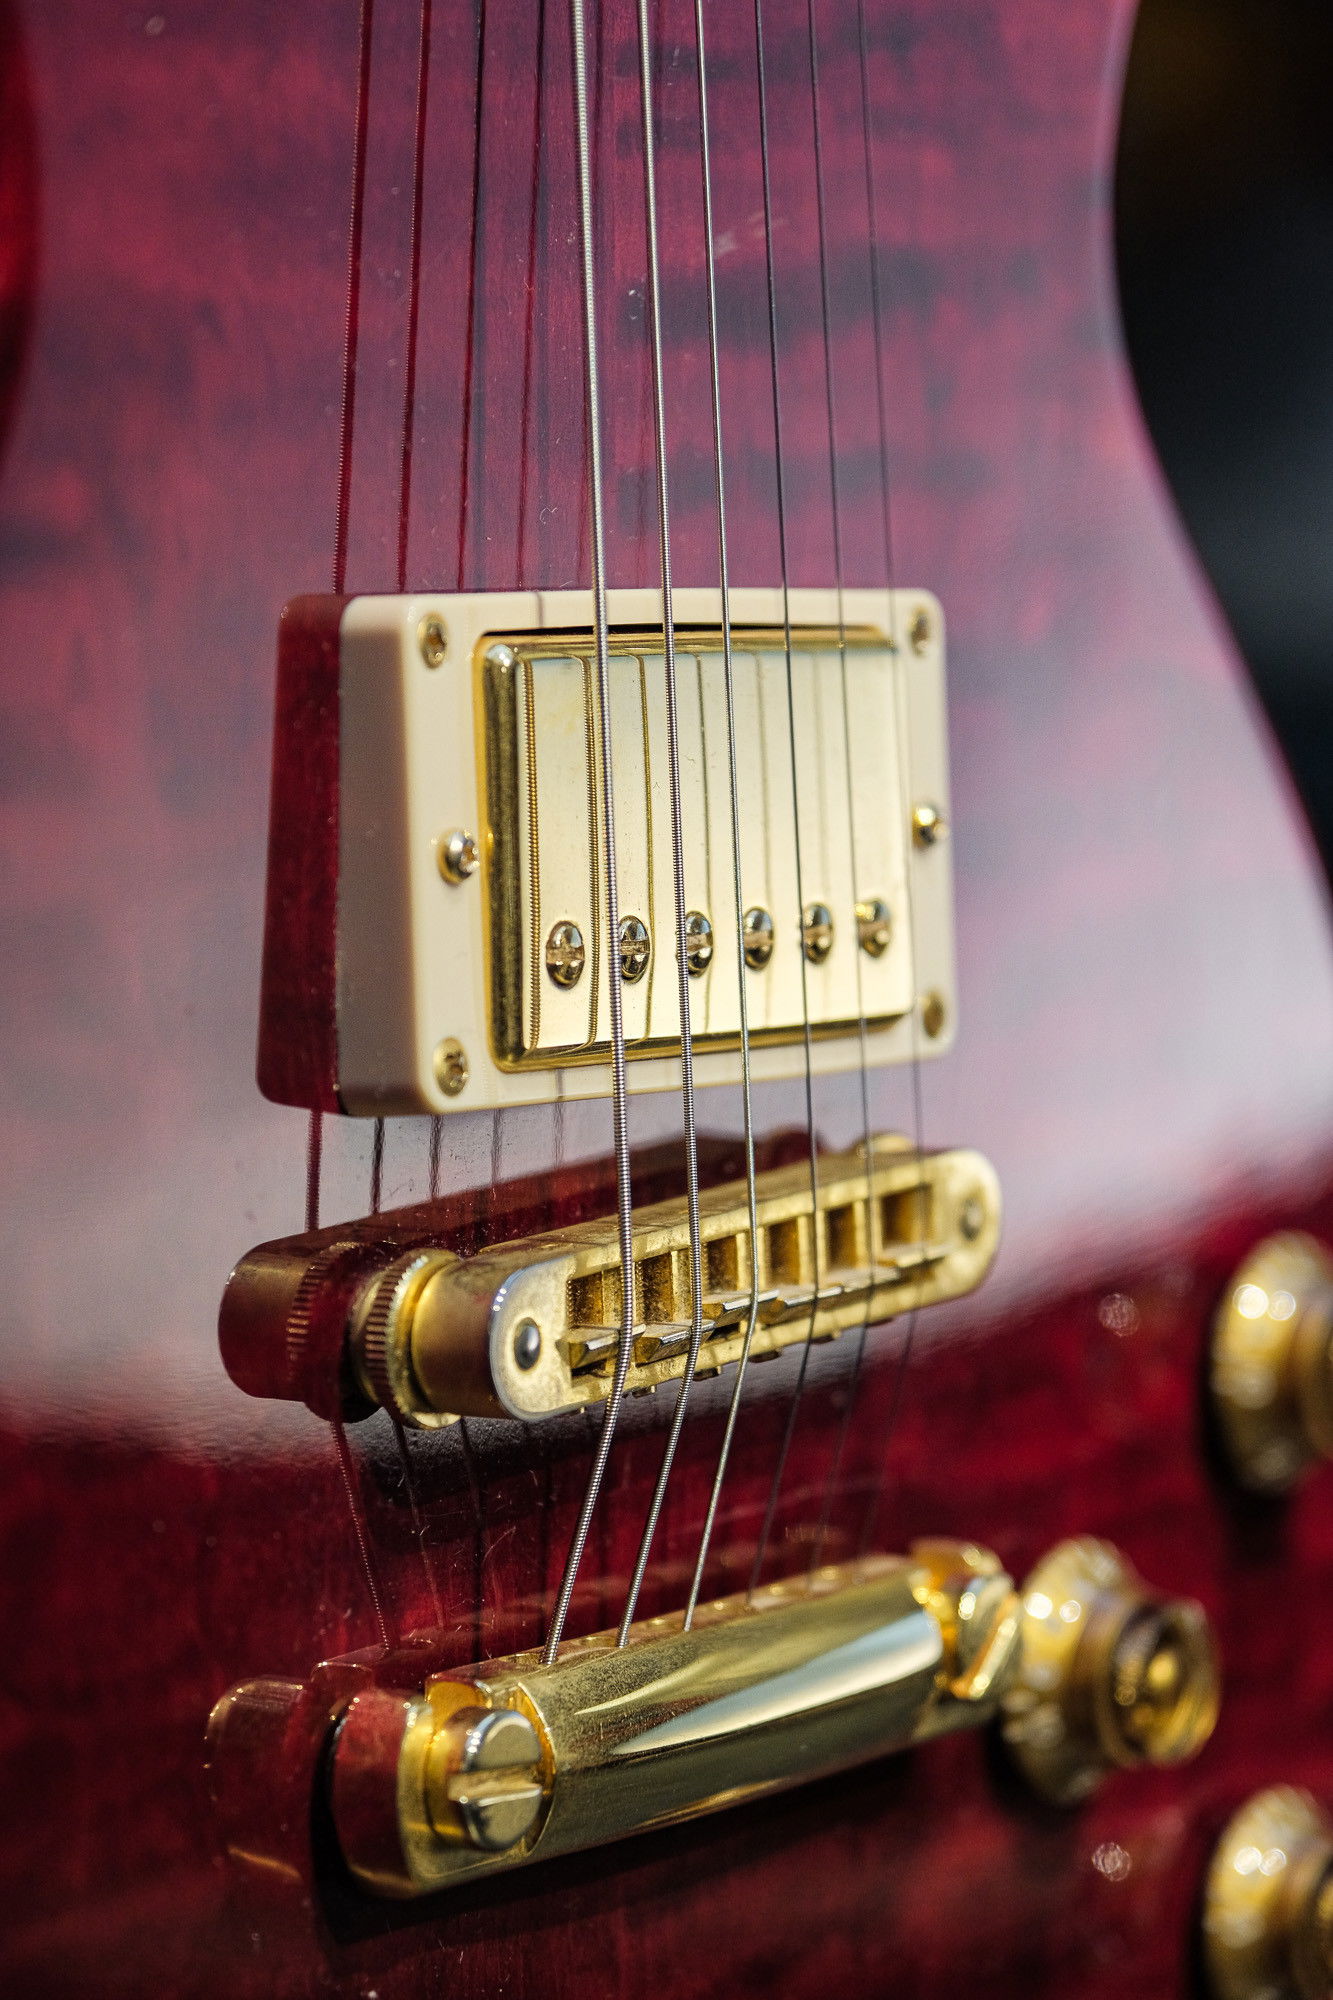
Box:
3;0;1333;1995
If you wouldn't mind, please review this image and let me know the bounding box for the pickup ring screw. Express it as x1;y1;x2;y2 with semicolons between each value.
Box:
684;911;714;976
618;915;651;983
856;898;892;958
959;1195;985;1241
801;903;835;965
912;801;948;848
743;906;775;970
438;828;479;884
921;991;947;1039
513;1319;542;1371
908;608;932;655
433;1037;469;1096
545;921;586;988
418;613;449;668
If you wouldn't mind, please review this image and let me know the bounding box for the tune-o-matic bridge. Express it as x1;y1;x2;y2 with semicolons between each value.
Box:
220;1136;999;1426
255;586;955;1116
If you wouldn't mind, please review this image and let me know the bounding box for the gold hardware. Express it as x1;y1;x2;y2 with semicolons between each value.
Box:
432;1038;469;1098
743;905;775;970
801;902;835;964
684;910;713;975
248;1136;1000;1425
418;613;449;667
480;608;922;1071
316;1544;1021;1898
912;802;948;848
512;1319;542;1371
437;828;479;884
618;914;650;984
856;898;892;958
1203;1788;1333;2000
1211;1234;1333;1492
544;919;586;989
921;991;947;1039
1001;1537;1219;1803
908;607;932;654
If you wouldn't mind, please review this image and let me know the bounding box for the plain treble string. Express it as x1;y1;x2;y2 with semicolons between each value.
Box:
746;0;827;1601
682;0;764;1629
850;0;928;1564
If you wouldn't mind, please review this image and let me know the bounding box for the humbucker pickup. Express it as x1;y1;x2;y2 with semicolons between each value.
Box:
219;1135;999;1426
256;586;955;1115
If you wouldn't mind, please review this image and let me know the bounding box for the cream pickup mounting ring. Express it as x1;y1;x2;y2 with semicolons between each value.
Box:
255;587;955;1115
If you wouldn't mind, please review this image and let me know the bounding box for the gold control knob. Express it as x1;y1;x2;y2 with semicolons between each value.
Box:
1203;1788;1333;2000
1001;1537;1220;1803
1212;1235;1333;1493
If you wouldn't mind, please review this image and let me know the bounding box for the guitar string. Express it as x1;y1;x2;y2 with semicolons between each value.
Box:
682;0;764;1628
614;0;712;1646
746;0;827;1601
542;0;640;1664
846;0;927;1565
305;0;380;1240
380;0;444;1630
800;0;886;1575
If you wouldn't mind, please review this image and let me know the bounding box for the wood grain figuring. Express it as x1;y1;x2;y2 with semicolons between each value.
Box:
2;0;1333;1995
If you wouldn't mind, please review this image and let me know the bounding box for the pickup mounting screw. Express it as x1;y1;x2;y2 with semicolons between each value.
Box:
684;911;714;975
438;828;479;884
912;802;948;848
959;1195;985;1241
545;921;586;988
513;1319;542;1370
418;613;449;668
743;906;774;970
801;903;834;965
921;991;947;1038
908;608;932;655
856;898;892;958
618;915;651;983
433;1037;469;1096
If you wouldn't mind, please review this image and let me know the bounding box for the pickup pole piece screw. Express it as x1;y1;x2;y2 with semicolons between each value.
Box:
438;828;479;884
856;898;892;958
912;802;948;848
545;921;586;988
618;915;650;983
418;613;449;667
433;1038;469;1097
801;903;834;965
684;911;714;976
513;1320;542;1370
743;906;775;970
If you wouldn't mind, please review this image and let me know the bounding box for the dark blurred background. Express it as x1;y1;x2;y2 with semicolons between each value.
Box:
1118;0;1333;878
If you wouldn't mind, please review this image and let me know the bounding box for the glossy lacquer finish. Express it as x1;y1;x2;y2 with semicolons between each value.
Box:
2;0;1333;1995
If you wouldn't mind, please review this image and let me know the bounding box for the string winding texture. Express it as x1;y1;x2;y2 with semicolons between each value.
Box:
543;0;640;1664
614;0;711;1647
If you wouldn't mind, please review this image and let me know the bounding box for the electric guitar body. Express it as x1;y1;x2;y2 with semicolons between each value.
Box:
3;1;1333;1996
